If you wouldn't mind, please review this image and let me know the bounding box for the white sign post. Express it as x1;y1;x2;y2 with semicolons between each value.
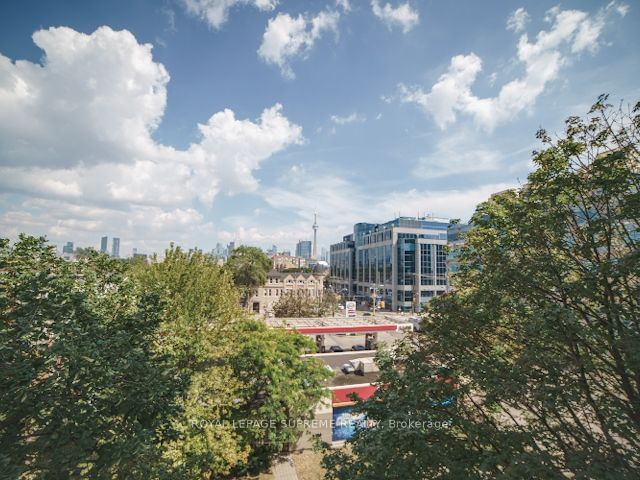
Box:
345;301;357;318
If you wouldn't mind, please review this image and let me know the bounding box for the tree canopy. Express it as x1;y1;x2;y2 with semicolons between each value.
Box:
321;96;640;479
273;290;340;318
224;246;272;306
2;239;329;479
0;236;180;479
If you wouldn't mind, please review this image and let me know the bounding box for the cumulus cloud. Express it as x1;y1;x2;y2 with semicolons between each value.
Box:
507;7;530;33
0;26;302;250
371;0;419;33
258;9;340;79
182;0;278;29
0;26;168;169
398;3;628;130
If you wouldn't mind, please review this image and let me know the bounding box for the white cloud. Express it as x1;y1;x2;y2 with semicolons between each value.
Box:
0;26;168;169
398;4;626;130
378;183;517;222
0;197;216;256
399;53;482;129
330;112;366;125
259;165;517;249
258;10;340;79
371;0;419;33
182;0;278;29
335;0;351;13
507;7;530;33
611;1;630;17
0;26;302;250
413;132;502;179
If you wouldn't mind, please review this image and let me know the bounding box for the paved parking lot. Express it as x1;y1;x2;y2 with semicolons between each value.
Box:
321;331;405;351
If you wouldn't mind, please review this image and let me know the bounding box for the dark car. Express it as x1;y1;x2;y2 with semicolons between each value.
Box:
328;345;344;353
351;344;366;351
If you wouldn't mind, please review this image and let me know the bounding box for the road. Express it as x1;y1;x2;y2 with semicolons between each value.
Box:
304;351;376;369
322;331;405;352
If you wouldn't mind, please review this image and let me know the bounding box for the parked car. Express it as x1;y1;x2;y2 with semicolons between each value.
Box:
324;365;334;375
351;344;366;351
328;345;344;353
341;363;355;374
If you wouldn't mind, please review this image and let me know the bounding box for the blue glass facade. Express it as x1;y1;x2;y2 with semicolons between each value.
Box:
330;217;463;311
296;240;312;259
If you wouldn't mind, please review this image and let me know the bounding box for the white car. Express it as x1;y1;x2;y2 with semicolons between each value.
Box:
341;363;355;374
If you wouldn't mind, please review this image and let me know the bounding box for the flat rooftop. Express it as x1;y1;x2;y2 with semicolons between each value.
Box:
266;315;415;330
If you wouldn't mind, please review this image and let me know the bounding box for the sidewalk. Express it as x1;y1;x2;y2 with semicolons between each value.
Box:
272;456;299;480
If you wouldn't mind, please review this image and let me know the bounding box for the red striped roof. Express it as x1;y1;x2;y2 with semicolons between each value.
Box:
290;324;399;334
331;384;377;404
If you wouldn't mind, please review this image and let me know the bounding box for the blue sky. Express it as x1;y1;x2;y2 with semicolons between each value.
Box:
0;0;638;256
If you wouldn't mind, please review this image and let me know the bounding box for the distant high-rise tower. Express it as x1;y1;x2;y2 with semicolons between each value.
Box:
296;240;312;259
312;212;318;260
112;237;120;258
100;236;108;253
62;241;74;255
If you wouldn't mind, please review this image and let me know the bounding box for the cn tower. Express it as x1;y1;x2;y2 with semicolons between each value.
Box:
312;212;318;260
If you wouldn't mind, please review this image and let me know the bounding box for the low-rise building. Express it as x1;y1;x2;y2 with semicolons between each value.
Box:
272;253;308;270
248;270;326;315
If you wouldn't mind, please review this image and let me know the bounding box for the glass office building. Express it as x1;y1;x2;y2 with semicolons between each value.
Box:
295;240;312;259
330;217;458;312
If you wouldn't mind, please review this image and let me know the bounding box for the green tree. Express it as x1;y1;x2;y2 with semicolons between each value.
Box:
134;246;249;477
273;290;317;317
321;97;640;479
227;320;330;476
135;246;330;478
318;290;341;317
0;236;181;479
272;290;339;318
224;246;272;306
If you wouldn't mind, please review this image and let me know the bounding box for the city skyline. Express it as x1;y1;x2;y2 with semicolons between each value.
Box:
1;1;638;257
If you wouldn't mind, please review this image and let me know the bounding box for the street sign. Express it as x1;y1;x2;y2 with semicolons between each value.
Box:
345;301;356;318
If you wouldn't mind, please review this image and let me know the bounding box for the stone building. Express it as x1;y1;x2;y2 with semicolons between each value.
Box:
248;270;326;315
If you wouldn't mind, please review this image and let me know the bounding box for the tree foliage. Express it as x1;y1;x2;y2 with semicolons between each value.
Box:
321;97;640;479
2;241;330;479
134;246;331;477
273;290;340;318
224;246;272;306
0;236;180;479
273;291;317;318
